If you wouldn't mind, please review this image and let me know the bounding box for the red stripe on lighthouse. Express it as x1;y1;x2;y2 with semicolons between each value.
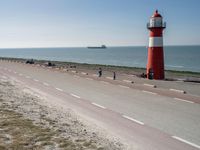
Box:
149;29;163;37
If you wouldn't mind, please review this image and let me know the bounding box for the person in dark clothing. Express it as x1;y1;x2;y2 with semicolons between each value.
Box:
98;68;102;77
113;72;116;80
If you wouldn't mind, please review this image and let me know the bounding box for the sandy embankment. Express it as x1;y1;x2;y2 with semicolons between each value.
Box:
0;76;124;149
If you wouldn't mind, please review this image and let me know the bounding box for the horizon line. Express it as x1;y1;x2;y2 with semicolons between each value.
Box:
0;44;200;49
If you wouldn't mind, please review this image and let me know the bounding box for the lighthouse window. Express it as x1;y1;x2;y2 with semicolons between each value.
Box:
150;18;162;27
150;18;155;27
155;18;162;27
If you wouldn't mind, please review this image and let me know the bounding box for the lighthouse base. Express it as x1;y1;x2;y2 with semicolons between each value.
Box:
147;47;165;80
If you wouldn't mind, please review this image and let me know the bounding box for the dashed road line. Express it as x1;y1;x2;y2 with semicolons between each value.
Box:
70;93;81;99
122;115;144;125
118;85;130;89
19;73;23;76
1;76;7;79
26;76;31;79
34;79;39;82
123;80;132;83
170;88;186;94
142;90;157;95
86;78;93;80
172;136;200;149
174;98;194;104
100;81;109;84
55;88;63;92
93;74;98;77
43;82;49;86
92;103;106;109
143;83;156;88
106;77;113;80
74;75;80;78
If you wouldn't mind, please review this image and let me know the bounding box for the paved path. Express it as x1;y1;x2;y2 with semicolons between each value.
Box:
1;60;200;150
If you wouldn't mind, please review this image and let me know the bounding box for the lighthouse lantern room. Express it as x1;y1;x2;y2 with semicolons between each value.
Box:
147;10;166;80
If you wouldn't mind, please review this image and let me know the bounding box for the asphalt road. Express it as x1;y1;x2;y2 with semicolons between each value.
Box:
0;60;200;150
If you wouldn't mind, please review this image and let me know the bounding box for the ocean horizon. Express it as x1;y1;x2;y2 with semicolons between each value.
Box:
0;45;200;73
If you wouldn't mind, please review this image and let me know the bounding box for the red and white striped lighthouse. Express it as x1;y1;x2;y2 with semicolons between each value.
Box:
147;10;166;80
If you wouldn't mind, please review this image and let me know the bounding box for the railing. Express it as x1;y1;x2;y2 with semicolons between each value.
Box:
147;22;166;28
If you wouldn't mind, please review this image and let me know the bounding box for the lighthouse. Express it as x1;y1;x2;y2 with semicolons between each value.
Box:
147;10;166;80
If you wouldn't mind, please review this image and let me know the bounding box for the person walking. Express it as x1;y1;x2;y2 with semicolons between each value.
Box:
113;72;116;80
98;68;102;77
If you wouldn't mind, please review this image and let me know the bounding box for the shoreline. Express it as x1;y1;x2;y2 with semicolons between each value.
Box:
1;57;200;81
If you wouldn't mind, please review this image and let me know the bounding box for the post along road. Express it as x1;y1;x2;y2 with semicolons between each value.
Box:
0;60;200;150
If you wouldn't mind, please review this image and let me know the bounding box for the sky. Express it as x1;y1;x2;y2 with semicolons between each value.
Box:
0;0;200;48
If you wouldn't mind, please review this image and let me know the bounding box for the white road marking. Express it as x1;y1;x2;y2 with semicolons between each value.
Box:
170;88;186;94
26;76;31;79
174;98;194;104
55;88;63;92
142;90;157;95
43;82;49;86
118;85;130;89
123;80;132;83
92;103;106;109
122;115;144;125
19;74;23;76
106;77;113;80
70;94;81;99
14;71;17;74
100;81;109;84
2;76;7;79
143;83;156;88
34;79;39;82
172;136;200;149
71;70;77;73
93;74;98;77
86;78;93;80
81;72;87;75
74;75;80;78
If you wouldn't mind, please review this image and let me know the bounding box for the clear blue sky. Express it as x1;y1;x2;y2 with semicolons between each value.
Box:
0;0;200;48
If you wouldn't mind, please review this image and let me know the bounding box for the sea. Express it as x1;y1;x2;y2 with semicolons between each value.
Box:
0;46;200;73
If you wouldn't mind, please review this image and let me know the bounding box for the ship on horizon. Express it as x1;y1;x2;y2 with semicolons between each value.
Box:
87;45;107;49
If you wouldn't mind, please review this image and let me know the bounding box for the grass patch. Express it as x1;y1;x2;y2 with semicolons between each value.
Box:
0;108;56;149
0;106;103;149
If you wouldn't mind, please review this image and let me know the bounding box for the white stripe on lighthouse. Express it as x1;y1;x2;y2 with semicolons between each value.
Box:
149;37;163;47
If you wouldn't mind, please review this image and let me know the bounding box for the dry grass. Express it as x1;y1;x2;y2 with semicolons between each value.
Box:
0;103;103;150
